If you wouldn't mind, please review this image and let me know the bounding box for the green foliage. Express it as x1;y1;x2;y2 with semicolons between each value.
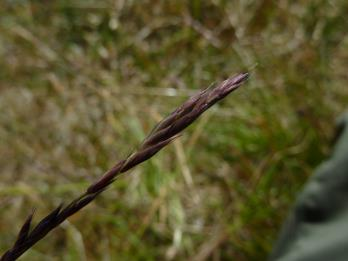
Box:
0;0;347;260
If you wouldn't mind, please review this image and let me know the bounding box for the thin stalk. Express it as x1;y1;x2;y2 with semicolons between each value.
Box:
0;73;249;261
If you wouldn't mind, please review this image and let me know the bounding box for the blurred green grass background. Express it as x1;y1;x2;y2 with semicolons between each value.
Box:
0;0;347;260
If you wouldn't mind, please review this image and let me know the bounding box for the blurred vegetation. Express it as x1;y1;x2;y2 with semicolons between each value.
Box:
0;0;347;260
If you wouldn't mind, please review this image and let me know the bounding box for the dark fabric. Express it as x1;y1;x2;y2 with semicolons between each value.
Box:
270;112;348;261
